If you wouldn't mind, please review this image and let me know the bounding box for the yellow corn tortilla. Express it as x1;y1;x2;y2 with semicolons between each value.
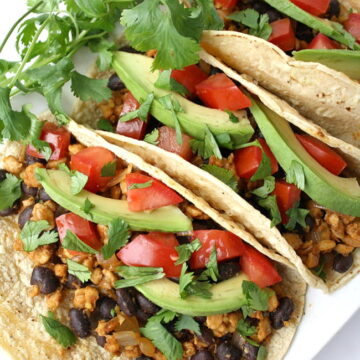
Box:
200;30;360;154
0;116;305;359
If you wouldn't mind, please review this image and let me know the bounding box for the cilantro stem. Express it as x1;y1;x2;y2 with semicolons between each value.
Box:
0;0;44;53
8;15;52;89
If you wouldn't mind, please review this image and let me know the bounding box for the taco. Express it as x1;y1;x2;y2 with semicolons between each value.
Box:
0;115;305;360
71;49;360;292
203;0;360;150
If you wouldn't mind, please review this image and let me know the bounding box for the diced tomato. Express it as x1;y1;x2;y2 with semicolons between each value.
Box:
214;0;239;9
269;18;296;52
308;33;340;49
344;13;360;43
190;230;246;269
295;134;347;175
26;122;71;160
70;146;116;193
56;213;102;257
157;126;193;161
126;172;183;212
273;180;301;224
116;92;148;140
240;244;282;288
234;138;279;179
195;73;251;111
117;232;181;277
171;65;208;96
290;0;330;16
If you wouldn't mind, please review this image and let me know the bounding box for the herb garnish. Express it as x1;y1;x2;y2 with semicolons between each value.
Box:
285;201;309;231
67;259;91;283
144;128;160;145
175;314;201;335
81;198;94;216
101;160;117;177
128;180;153;190
20;220;58;252
258;195;282;227
155;70;188;96
286;160;305;190
115;266;165;288
58;163;88;195
190;125;222;159
62;230;97;254
241;281;272;318
101;218;130;260
236;318;256;337
179;263;212;299
251;176;275;198
175;239;202;265
0;173;22;211
120;93;154;123
201;164;239;192
97;118;114;132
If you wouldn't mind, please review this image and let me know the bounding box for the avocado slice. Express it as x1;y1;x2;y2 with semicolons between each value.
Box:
135;274;249;316
112;52;254;149
36;169;192;232
263;0;360;50
293;49;360;80
249;99;360;216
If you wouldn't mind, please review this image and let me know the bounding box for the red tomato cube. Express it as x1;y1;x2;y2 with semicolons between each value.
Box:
308;33;340;49
269;18;296;52
171;65;208;96
26;122;70;160
116;92;148;140
290;0;330;16
126;172;183;212
214;0;239;9
344;13;360;43
70;146;116;193
195;73;251;111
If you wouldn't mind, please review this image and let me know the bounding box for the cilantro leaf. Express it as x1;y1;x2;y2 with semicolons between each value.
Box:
201;164;238;192
73;0;107;17
286;160;305;190
242;280;272;312
200;246;219;282
81;198;94;215
115;266;165;288
67;259;91;283
224;110;239;123
58;163;88;195
155;70;188;96
285;201;309;231
149;309;177;324
128;180;153;190
312;256;327;281
20;220;58;252
257;346;267;360
141;321;183;360
101;160;116;177
0;173;22;211
62;230;97;254
97;118;114;132
119;93;154;122
144;128;159;145
121;0;200;70
41;312;76;348
71;71;111;102
237;318;256;337
258;195;282;227
175;315;201;335
251;176;275;198
101;218;130;260
190;125;222;159
175;239;202;265
88;39;117;71
179;263;212;299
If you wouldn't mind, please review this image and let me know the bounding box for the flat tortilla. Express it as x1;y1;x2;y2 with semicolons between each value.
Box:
340;0;360;12
0;118;306;359
200;30;360;151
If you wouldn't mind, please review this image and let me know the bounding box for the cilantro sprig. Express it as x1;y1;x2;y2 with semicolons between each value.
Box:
0;173;22;211
201;164;239;192
58;163;88;195
115;266;165;288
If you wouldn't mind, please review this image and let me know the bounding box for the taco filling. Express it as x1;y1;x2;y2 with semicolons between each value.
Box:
0;126;297;360
92;50;359;283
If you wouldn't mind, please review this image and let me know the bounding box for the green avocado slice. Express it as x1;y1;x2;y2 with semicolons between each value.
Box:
263;0;360;50
135;274;249;316
293;49;360;80
249;99;360;217
112;52;254;149
36;169;192;232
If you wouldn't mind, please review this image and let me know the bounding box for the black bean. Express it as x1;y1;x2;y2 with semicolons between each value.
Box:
245;317;259;328
0;169;8;182
194;316;206;324
25;153;46;166
295;23;314;42
216;341;242;360
135;308;151;324
54;205;70;218
251;1;282;22
116;288;136;316
305;215;315;230
69;308;91;338
198;326;214;346
325;0;340;18
136;357;152;360
89;309;102;330
37;188;52;202
95;333;106;347
270;297;294;329
18;205;35;229
175;329;193;342
193;219;222;230
243;342;259;360
30;266;59;294
218;261;240;280
136;293;160;315
191;350;213;360
121;45;142;54
0;200;20;216
64;273;83;289
107;74;125;91
333;253;353;273
98;296;117;321
21;182;38;197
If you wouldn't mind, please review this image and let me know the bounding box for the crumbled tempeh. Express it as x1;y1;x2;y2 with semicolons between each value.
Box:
46;289;62;311
68;143;86;156
3;155;23;175
318;240;336;252
97;224;108;245
307;201;323;222
182;342;196;358
21;163;45;187
346;221;360;246
284;233;302;251
96;318;120;336
99;269;117;290
209;153;237;174
91;267;103;285
268;293;279;312
184;205;209;220
21;197;35;211
252;317;272;343
110;185;122;200
31;202;55;228
73;286;99;311
305;252;320;269
104;334;121;355
153;350;167;360
46;158;66;169
54;264;68;279
205;312;240;337
28;245;54;265
123;345;141;359
335;243;354;255
28;285;40;298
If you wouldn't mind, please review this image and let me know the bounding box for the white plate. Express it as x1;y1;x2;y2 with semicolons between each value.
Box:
1;2;360;359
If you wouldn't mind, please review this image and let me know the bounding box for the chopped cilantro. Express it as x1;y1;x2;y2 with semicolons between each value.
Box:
155;70;188;96
242;280;272;312
175;239;202;265
285;201;309;231
119;93;154;123
149;309;177;324
312;257;327;281
128;180;153;190
58;163;88;195
0;173;22;211
258;195;282;227
199;246;219;282
97;118;114;132
236;318;256;337
201;164;239;192
224;109;239;123
20;220;58;252
101;160;116;177
115;266;165;288
62;230;97;254
81;198;94;216
144;128;160;145
190;125;222;159
175;315;201;335
251;176;275;198
286;160;305;190
257;345;267;360
179;263;212;299
67;259;91;283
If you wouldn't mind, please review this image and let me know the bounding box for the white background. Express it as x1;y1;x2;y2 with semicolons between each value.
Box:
1;1;360;359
